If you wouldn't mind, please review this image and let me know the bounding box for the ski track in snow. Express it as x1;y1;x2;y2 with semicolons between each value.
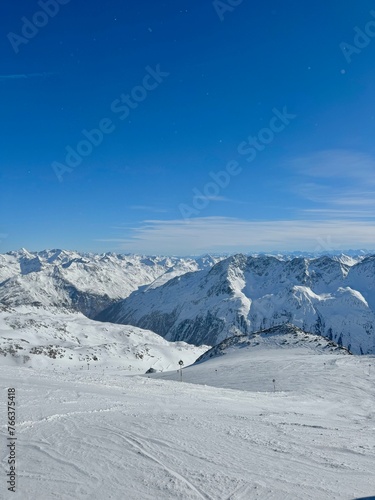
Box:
103;427;214;500
0;351;375;499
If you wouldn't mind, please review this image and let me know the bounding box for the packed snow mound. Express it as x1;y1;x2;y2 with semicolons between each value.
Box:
195;323;351;364
98;253;375;354
0;249;220;317
0;306;208;371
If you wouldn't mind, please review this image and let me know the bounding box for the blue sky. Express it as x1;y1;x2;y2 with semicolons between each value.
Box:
1;0;375;254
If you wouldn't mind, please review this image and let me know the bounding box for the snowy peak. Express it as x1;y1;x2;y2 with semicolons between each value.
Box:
2;250;375;355
98;253;375;354
0;250;218;318
195;323;351;364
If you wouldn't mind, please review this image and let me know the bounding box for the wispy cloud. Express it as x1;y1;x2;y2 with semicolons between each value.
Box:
289;149;375;217
130;205;168;213
0;72;54;81
291;149;375;182
296;185;375;208
96;216;375;254
302;208;375;218
193;195;247;204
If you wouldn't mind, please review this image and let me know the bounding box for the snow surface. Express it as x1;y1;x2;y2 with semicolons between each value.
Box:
1;346;374;499
193;323;351;365
0;306;208;372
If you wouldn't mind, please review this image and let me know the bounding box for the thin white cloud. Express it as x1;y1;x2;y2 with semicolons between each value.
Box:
303;209;375;218
0;72;54;81
291;149;375;181
193;195;247;204
130;205;167;213
296;188;375;208
289;150;375;217
332;195;375;207
96;217;375;254
293;182;331;203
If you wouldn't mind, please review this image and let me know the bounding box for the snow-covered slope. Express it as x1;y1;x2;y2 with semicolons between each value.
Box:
1;346;374;499
194;324;350;365
0;305;208;372
150;325;356;394
0;249;219;317
98;254;375;354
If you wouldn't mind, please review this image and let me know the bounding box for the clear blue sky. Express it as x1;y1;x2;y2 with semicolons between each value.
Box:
1;0;375;254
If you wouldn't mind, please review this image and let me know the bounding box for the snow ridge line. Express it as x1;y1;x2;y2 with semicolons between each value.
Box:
102;426;214;500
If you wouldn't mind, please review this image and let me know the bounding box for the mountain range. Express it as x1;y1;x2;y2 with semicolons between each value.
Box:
97;253;375;354
1;249;374;363
0;248;219;317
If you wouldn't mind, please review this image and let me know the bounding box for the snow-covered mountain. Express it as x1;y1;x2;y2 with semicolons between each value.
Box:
0;249;219;318
1;251;374;498
97;254;375;354
195;324;350;365
0;305;208;371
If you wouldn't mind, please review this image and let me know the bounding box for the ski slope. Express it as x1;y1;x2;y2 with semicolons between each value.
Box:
1;347;374;499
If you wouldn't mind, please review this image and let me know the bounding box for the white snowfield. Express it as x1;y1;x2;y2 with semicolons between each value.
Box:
0;306;207;372
1;344;374;499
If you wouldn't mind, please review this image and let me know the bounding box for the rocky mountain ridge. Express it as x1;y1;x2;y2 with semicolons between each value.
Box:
0;249;219;318
97;254;375;354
